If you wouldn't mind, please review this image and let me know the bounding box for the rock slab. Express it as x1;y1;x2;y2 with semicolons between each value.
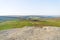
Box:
0;26;60;40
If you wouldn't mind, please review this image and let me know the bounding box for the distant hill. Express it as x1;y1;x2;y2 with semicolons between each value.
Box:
0;16;19;22
0;15;59;22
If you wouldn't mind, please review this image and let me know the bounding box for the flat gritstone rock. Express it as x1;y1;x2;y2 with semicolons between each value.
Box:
0;26;60;40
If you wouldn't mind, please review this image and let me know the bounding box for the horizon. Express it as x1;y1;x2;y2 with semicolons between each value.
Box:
0;15;60;17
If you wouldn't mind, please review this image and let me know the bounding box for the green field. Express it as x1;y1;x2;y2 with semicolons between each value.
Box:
0;19;60;30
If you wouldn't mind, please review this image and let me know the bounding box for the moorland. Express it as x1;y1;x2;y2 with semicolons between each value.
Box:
0;15;60;30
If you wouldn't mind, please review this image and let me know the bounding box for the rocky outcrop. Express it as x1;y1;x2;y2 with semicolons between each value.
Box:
0;26;60;40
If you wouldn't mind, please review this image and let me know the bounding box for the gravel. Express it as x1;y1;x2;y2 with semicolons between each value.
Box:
0;26;60;40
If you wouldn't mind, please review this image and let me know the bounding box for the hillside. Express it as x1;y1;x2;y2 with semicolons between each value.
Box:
0;16;60;30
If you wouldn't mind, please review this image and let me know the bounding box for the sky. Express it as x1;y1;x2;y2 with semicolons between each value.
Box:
0;0;60;16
